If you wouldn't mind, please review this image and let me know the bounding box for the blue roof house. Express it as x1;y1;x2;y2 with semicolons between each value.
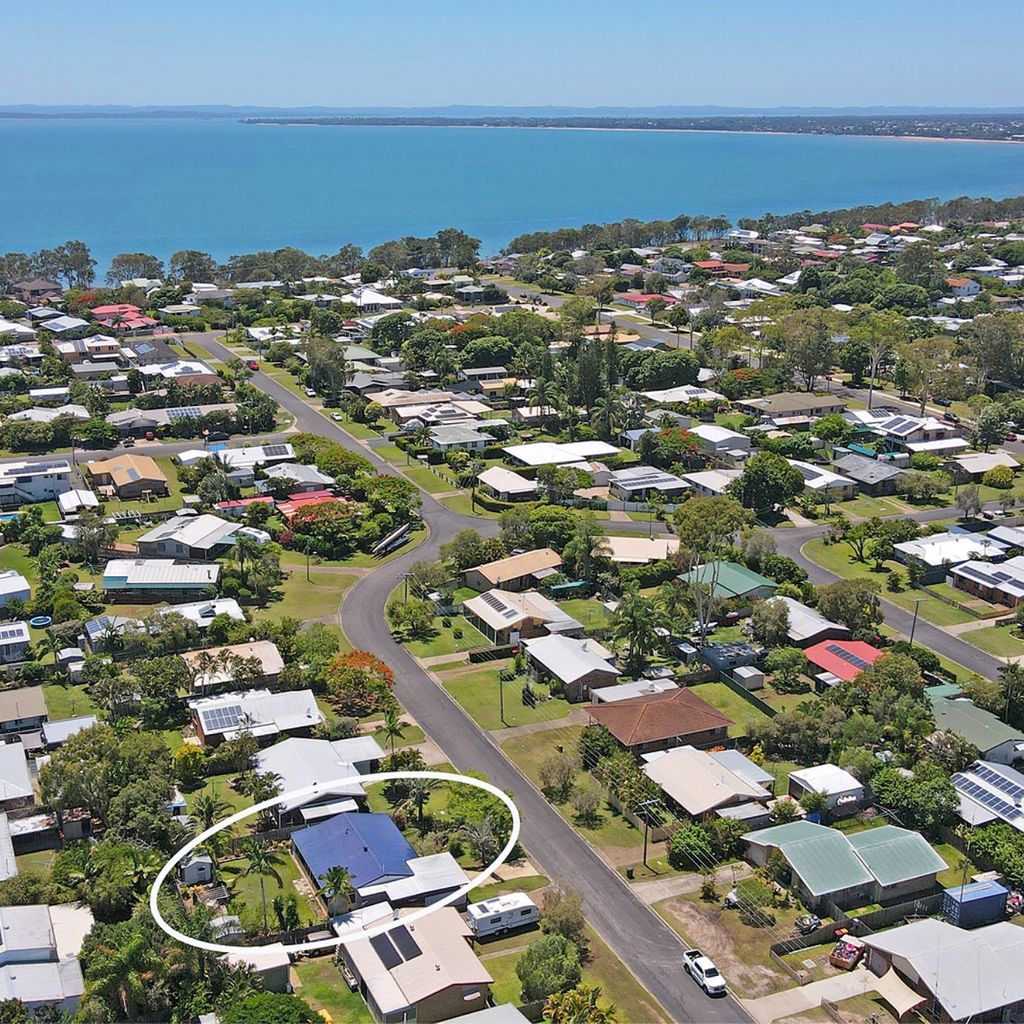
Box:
292;813;416;913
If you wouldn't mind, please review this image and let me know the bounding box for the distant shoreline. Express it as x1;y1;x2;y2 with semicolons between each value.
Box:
248;120;1024;145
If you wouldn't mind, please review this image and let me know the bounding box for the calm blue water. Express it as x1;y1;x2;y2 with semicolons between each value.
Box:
2;118;1024;268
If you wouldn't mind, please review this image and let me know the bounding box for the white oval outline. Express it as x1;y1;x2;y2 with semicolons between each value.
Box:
149;770;521;954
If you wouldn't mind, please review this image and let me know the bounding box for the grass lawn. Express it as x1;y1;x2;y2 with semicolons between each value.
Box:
482;925;668;1022
761;759;804;794
836;494;914;519
760;686;816;715
439;493;501;518
0;544;37;584
559;598;612;632
190;771;250;816
470;874;549;902
221;850;320;925
802;537;975;627
293;958;372;1023
934;842;980;888
373;721;426;749
401;463;458;494
279;528;426;571
689;682;769;738
375;444;407;464
963;625;1024;658
440;663;572;731
403;616;489;658
42;683;98;721
17;849;57;875
253;570;358;623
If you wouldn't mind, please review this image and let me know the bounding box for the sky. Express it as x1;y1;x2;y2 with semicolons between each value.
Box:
4;0;1023;110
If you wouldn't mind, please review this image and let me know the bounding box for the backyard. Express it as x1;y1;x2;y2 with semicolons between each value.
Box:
220;848;321;926
689;681;770;738
293;958;372;1023
253;569;358;623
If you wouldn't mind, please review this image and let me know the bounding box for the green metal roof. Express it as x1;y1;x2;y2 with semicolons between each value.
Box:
929;696;1024;753
847;826;948;886
924;683;963;699
679;560;777;600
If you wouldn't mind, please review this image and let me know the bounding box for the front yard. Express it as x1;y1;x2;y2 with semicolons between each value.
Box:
962;624;1024;658
439;662;573;731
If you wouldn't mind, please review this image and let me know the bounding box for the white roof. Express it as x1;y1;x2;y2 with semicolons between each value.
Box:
0;459;70;481
863;920;1024;1020
463;589;575;633
263;462;334;486
190;688;323;739
769;595;847;644
594;679;679;702
0;960;84;1006
254;737;365;813
41;716;98;747
643;745;770;816
0;570;30;598
523;634;619;685
683;468;742;494
103;559;221;587
217;444;295;471
789;763;863;796
57;489;99;514
894;531;1008;567
689;423;749;445
949;557;1024;602
0;742;31;804
787;459;856;491
904;437;970;453
502;440;620;467
360;852;469;903
640;385;724;404
601;535;681;564
953;450;1018;475
476;466;537;495
158;597;245;626
182;640;285;689
136;514;239;552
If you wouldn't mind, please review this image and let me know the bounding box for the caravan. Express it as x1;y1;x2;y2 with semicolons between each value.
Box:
465;892;539;937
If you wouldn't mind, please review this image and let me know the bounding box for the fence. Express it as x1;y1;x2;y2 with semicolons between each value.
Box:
915;582;1009;622
467;643;516;664
717;670;779;718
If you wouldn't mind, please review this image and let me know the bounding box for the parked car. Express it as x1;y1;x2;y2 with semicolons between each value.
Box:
683;950;726;996
943;411;960;424
933;396;953;407
1005;432;1018;441
207;431;230;441
304;387;317;397
330;412;343;421
120;437;135;447
247;360;260;370
795;914;821;935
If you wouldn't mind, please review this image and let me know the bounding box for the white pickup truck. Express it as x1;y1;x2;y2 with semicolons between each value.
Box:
683;949;727;996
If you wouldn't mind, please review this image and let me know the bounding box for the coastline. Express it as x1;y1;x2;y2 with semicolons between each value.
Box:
248;120;1024;145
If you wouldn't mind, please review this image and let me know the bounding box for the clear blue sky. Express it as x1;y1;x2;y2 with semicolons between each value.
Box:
4;0;1023;109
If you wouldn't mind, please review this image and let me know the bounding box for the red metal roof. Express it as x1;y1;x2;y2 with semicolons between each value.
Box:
804;640;884;682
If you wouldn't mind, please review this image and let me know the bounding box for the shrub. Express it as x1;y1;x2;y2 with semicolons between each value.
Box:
982;465;1014;489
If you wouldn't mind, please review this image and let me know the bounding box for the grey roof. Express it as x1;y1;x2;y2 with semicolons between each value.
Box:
263;462;334;486
254;737;365;813
833;453;905;485
845;826;947;886
768;595;847;644
863;920;1024;1020
41;716;98;747
450;1006;531;1024
710;748;775;787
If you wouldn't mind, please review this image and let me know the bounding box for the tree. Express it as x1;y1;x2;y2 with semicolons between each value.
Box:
80;920;161;1020
612;584;664;673
750;598;790;647
220;993;317;1024
540;884;587;947
106;252;163;287
667;823;715;870
849;310;906;409
316;865;355;911
816;578;882;638
240;838;286;934
764;647;808;691
973;404;1008;452
561;511;609;580
516;935;583;1003
897;335;953;414
871;764;958;833
544;985;618;1024
955;484;982;519
663;304;691;344
645;297;667;323
780;307;834;390
169;249;218;283
376;705;405;756
539;754;577;803
729;451;805;515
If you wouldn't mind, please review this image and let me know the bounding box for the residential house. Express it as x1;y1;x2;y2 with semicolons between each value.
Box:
8;404;89;424
509;405;558;426
0;624;31;667
592;679;679;703
682;468;742;497
105;403;237;437
276;490;348;521
157;597;245;630
948;555;1024;606
215;495;276;519
87;454;168;499
787;764;865;817
501;440;620;468
950;760;1024;831
601;535;681;565
0;743;33;811
688;423;752;460
640;384;725;405
894;531;1008;584
607;466;690;501
524;634;620;702
258;462;334;493
0;571;30;609
0;905;86;1015
189;688;323;746
949;450;1018;483
216;443;295;476
787;460;857;500
181;640;285;694
463;589;582;646
929;695;1024;765
862;919;1024;1023
0;686;45;739
868;413;968;456
678;560;777;602
292;812;468;914
735;392;846;423
38;316;89;337
40;716;98;750
832;453;906;496
946;276;982;298
339;908;493;1024
767;596;849;648
0;459;72;507
743;821;946;912
804;639;884;689
135;514;240;559
586;687;732;755
475;466;538;502
463;549;563;592
102;559;219;601
642;745;771;821
9;280;61;304
428;424;490;452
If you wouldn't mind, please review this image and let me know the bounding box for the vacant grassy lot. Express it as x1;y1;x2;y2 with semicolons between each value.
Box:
403;615;488;658
401;464;457;494
253;570;358;623
42;683;98;721
559;598;612;632
440;662;572;731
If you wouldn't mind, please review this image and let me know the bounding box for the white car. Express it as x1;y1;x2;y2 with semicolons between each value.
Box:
304;387;317;397
683;949;727;996
330;412;343;421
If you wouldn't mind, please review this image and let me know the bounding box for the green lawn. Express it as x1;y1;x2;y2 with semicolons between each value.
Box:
559;598;612;632
279;528;426;570
470;874;549;902
293;957;372;1023
934;842;980;889
403;616;489;658
42;683;98;721
190;771;251;816
253;570;358;622
963;625;1024;658
373;721;426;749
440;663;573;731
835;494;915;519
689;682;769;738
221;850;320;926
16;849;57;875
802;537;976;627
375;444;406;464
440;493;502;517
401;464;458;494
0;544;37;585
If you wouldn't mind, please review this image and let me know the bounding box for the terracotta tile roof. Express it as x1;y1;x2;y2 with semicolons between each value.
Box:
587;687;732;746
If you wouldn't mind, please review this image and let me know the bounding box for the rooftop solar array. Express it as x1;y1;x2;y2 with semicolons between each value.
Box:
201;704;243;732
972;762;1024;801
825;643;872;671
263;444;291;457
368;926;422;970
952;773;1023;823
167;406;203;420
480;591;519;620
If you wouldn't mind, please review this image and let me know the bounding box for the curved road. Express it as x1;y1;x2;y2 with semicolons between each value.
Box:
191;333;747;1023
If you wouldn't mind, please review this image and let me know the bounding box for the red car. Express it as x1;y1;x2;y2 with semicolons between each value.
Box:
247;360;260;371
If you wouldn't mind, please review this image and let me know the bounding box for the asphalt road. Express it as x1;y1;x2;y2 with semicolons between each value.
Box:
191;331;749;1023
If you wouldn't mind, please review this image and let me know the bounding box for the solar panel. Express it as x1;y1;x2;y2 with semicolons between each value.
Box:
168;406;202;420
391;926;422;960
824;643;872;671
973;763;1024;801
369;933;402;970
201;705;242;731
481;592;508;611
263;445;290;457
953;774;1023;822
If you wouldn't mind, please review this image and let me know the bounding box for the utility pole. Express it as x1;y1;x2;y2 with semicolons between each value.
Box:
909;596;924;647
637;797;659;869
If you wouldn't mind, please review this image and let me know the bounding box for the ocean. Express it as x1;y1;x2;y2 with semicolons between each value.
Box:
2;117;1024;269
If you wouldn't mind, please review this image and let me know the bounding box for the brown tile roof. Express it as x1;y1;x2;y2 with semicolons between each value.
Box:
87;453;167;490
468;547;562;585
587;687;732;746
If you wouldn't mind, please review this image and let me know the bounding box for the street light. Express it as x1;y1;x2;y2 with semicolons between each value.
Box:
909;596;924;647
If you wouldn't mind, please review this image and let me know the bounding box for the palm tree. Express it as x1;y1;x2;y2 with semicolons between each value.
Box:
123;847;162;896
562;512;610;582
612;584;664;673
592;394;623;441
528;378;559;417
460;817;500;867
656;580;691;630
191;791;230;833
316;865;355;912
232;533;262;583
402;777;439;831
85;929;161;1020
240;837;285;934
544;984;618;1024
376;706;405;756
